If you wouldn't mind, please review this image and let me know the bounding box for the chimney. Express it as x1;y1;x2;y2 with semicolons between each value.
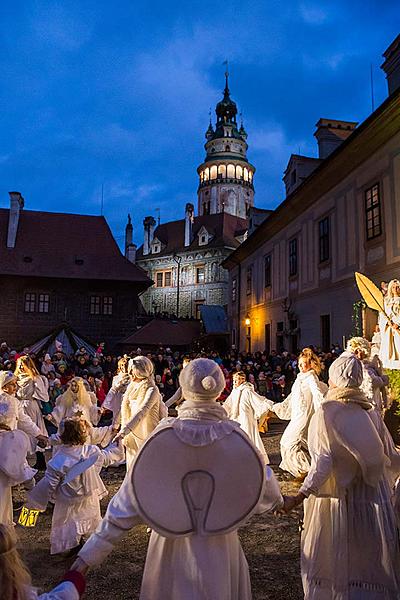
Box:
314;119;358;159
184;202;194;247
381;34;400;96
7;191;24;249
143;216;156;256
126;243;137;263
125;214;133;253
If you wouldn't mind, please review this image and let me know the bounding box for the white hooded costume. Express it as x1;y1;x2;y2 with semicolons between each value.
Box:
78;358;283;600
273;369;327;477
16;370;48;454
223;381;273;464
120;356;167;470
299;351;400;599
0;400;37;524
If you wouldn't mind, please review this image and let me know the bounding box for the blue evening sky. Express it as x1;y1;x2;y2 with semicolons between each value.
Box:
0;1;399;248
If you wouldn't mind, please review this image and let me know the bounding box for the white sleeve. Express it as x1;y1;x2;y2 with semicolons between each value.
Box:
308;374;328;410
17;402;42;438
121;387;159;436
37;581;80;600
273;394;292;420
165;387;182;408
78;469;144;567
254;466;283;513
300;409;333;497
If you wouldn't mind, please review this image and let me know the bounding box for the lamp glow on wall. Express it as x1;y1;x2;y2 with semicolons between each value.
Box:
245;314;251;326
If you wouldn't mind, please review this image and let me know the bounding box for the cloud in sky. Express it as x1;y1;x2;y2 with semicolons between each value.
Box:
0;1;399;247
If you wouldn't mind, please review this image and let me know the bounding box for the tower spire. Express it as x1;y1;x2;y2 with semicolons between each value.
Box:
223;60;230;97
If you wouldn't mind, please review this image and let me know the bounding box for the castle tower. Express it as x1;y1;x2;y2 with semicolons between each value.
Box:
197;69;255;219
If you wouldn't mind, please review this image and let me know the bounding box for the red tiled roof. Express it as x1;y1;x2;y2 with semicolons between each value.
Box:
136;212;248;258
120;318;201;347
0;209;151;284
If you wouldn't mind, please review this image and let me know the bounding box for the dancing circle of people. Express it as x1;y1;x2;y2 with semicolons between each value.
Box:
1;289;400;599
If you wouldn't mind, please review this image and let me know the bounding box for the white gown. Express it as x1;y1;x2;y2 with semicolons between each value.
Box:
27;442;123;553
379;297;400;369
50;391;100;427
299;388;400;599
103;373;130;427
78;409;283;600
273;370;327;477
223;382;273;464
16;375;48;454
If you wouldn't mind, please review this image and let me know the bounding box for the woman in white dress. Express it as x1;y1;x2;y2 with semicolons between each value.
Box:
47;378;100;428
283;351;400;599
102;356;130;427
272;348;328;478
15;355;49;469
72;358;283;600
379;278;400;369
223;371;274;464
114;356;167;470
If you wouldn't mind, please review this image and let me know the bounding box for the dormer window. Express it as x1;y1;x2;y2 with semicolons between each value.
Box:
151;237;162;254
198;226;211;246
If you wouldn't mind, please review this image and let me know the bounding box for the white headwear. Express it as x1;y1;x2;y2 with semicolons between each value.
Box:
329;351;363;388
179;358;225;403
128;356;154;381
346;337;370;358
44;353;52;362
0;371;16;391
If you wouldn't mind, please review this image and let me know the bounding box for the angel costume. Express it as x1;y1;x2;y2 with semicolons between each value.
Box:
299;353;400;599
49;379;100;427
102;372;130;427
27;441;123;554
78;359;283;600
273;370;327;477
120;357;167;470
223;381;273;464
16;373;48;454
0;400;37;524
379;284;400;369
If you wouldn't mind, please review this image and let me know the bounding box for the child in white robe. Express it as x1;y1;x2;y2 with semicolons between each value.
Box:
46;377;100;428
72;358;283;600
0;402;37;525
272;348;327;478
283;351;400;599
27;417;123;555
223;370;273;464
0;524;86;600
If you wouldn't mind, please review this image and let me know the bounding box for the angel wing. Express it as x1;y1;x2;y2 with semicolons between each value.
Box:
355;272;385;313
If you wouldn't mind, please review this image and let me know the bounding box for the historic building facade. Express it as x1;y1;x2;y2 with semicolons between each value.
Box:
223;34;400;353
133;74;255;318
0;193;151;349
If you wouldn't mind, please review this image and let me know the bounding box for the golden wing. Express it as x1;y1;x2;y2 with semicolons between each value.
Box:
355;272;385;313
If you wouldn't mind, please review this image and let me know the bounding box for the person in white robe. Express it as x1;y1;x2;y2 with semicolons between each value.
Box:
113;356;167;470
223;370;274;464
347;337;389;415
72;358;283;600
0;523;87;600
15;356;49;465
27;417;123;555
0;371;48;446
379;278;400;369
283;351;400;599
272;347;328;478
102;356;130;427
46;377;100;428
0;401;37;525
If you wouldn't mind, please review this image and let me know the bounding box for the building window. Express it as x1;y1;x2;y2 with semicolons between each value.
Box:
38;293;50;313
264;255;272;287
195;300;204;320
24;293;36;313
232;278;237;302
155;271;172;287
319;217;330;262
289;238;298;277
365;183;382;240
246;266;253;295
103;296;113;315
90;296;101;315
196;266;205;284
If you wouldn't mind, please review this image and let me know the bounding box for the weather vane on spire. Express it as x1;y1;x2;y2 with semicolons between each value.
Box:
222;59;229;94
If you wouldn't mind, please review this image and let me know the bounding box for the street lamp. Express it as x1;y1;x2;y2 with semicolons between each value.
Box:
245;314;251;326
173;254;182;318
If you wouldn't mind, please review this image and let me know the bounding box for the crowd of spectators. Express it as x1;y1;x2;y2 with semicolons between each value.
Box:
0;340;344;415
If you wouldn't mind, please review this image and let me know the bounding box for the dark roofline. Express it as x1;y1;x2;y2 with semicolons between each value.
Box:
223;85;400;270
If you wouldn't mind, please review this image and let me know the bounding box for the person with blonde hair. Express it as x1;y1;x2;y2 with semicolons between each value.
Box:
113;356;167;470
46;377;100;428
0;524;86;599
379;278;400;369
272;347;328;478
27;417;123;555
15;355;49;470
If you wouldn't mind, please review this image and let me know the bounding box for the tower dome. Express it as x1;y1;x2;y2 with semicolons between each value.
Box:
197;70;255;219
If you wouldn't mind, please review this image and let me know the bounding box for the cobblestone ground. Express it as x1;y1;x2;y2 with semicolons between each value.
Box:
16;420;304;599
